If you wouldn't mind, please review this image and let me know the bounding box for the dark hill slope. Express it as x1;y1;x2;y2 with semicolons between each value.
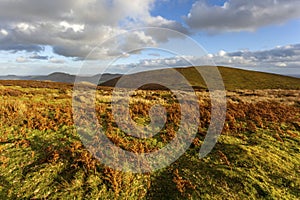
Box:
0;72;121;84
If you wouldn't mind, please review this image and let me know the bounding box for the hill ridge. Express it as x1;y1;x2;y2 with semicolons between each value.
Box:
100;66;300;90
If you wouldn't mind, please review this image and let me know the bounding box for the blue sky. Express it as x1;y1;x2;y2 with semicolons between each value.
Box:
0;0;300;76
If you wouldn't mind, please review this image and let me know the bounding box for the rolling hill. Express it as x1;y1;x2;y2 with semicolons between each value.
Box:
1;67;299;90
100;66;300;90
0;72;121;84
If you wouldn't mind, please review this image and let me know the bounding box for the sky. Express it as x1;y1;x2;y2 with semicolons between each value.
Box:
0;0;300;76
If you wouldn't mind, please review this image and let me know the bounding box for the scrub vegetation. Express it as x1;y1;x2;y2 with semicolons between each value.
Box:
0;68;299;199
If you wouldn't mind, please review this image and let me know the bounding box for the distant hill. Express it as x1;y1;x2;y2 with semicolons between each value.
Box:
0;72;121;84
100;66;300;90
1;67;299;90
286;74;300;78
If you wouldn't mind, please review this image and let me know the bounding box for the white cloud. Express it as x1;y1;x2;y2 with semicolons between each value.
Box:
218;50;227;57
49;58;65;64
110;44;300;74
185;0;300;32
275;63;287;67
16;23;36;32
16;56;29;63
0;29;8;36
0;0;188;59
59;21;85;33
207;44;300;70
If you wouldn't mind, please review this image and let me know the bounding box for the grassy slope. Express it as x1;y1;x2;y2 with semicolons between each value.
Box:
0;78;299;199
101;66;300;90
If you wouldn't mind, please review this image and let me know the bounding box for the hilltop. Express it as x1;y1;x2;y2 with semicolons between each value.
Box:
100;66;300;90
1;67;299;91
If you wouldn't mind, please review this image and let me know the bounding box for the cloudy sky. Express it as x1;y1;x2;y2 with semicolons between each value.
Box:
0;0;300;76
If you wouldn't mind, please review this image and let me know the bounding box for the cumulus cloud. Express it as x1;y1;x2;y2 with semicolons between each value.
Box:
16;56;29;63
206;44;300;69
111;44;300;74
140;56;191;67
185;0;300;32
49;58;66;64
0;0;188;59
0;29;8;36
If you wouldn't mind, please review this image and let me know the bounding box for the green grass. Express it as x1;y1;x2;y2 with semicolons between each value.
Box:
101;66;300;90
0;127;150;199
1;126;299;199
148;131;300;199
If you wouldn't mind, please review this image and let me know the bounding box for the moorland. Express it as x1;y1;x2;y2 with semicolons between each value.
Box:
0;66;299;199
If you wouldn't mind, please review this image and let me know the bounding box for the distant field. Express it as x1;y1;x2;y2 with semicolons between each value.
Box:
0;79;299;199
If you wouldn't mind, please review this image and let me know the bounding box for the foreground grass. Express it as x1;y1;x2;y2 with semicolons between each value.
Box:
0;82;299;199
1;127;299;199
0;127;150;199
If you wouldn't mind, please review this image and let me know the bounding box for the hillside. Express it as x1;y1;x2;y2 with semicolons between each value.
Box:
101;66;300;90
0;72;121;84
1;67;299;90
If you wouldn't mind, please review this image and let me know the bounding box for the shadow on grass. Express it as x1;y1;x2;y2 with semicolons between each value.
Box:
19;129;96;198
145;140;297;199
0;175;15;199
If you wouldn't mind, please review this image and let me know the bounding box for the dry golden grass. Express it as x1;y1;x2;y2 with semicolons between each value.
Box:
0;81;299;199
